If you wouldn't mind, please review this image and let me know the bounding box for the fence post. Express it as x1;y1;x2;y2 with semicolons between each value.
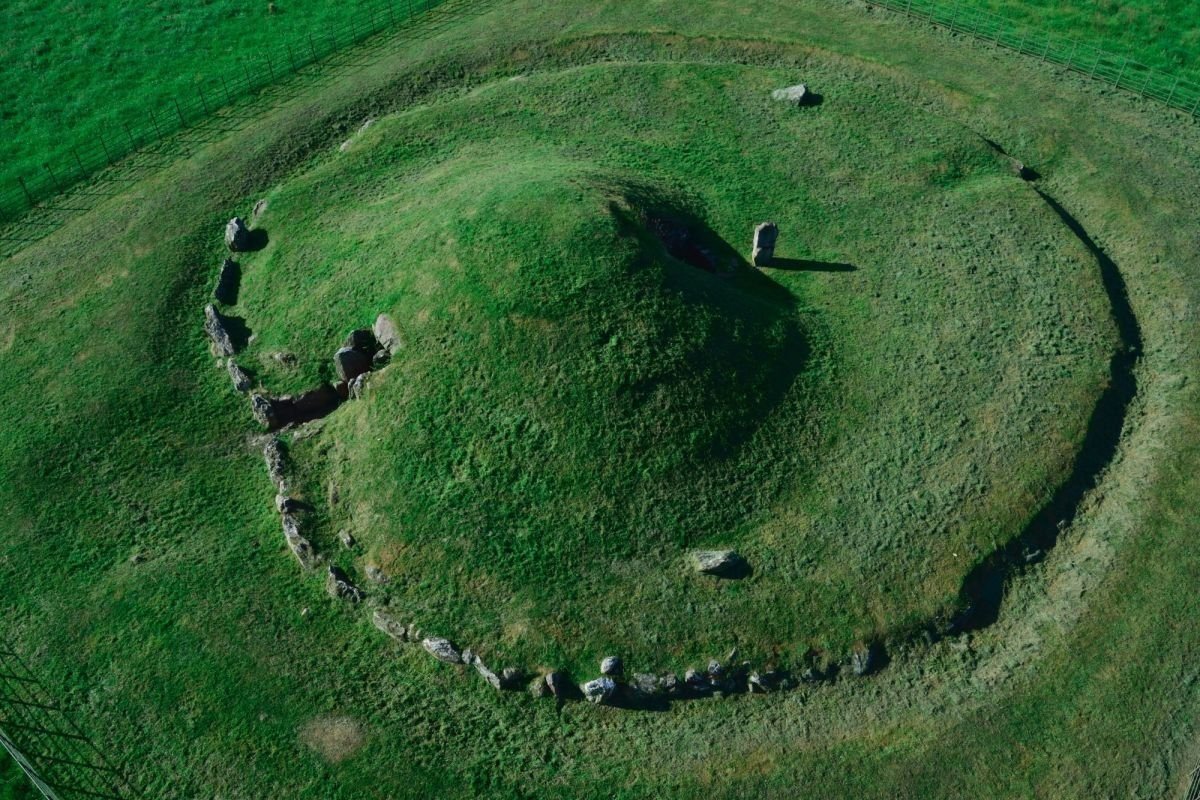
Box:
288;43;299;72
1138;70;1153;97
197;84;210;114
308;32;318;60
240;57;253;90
1190;92;1200;116
1114;57;1129;88
71;148;86;176
265;52;275;81
148;107;163;139
1040;38;1050;62
173;96;187;127
98;130;113;164
122;121;137;149
42;163;61;193
17;178;34;208
1165;75;1181;106
1064;40;1078;71
1088;50;1102;78
1015;31;1026;54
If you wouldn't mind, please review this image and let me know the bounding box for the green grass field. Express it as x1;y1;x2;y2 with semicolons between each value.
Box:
1;0;1198;210
3;0;1200;797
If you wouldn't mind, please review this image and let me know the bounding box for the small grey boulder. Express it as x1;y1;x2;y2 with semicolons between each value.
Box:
326;565;364;603
600;656;623;677
771;83;809;104
689;549;749;578
373;313;402;353
372;609;410;642
581;677;617;705
751;222;779;268
422;637;462;665
227;359;252;392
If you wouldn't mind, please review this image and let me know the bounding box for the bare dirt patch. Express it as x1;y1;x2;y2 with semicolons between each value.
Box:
299;715;366;764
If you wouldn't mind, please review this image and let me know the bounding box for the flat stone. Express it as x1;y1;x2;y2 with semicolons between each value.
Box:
365;565;388;584
204;304;236;356
473;656;503;690
421;637;462;665
689;549;749;578
372;609;409;642
770;83;809;104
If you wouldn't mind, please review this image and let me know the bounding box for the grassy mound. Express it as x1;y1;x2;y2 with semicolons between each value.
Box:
230;60;1114;669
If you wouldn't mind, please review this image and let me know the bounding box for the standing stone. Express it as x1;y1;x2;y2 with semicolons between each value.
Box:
600;656;623;677
349;373;368;400
263;437;287;490
326;565;364;602
544;670;568;699
373;313;402;353
851;643;877;676
225;217;252;252
343;329;378;355
250;393;278;430
338;529;356;549
751;222;779;267
581;677;617;705
228;359;252;392
280;512;315;569
472;655;503;690
252;199;269;222
422;637;463;665
203;304;236;356
214;258;240;305
333;347;370;383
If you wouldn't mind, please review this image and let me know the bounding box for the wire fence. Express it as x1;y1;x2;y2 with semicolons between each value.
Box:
0;644;130;800
861;0;1200;119
0;0;449;225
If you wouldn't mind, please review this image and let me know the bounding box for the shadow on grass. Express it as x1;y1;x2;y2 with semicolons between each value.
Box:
765;258;856;272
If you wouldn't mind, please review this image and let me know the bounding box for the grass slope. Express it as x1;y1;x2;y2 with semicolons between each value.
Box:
0;0;1198;797
2;0;1198;202
231;59;1112;670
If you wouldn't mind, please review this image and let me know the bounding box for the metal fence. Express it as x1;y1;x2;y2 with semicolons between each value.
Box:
0;0;448;224
861;0;1200;119
0;644;129;800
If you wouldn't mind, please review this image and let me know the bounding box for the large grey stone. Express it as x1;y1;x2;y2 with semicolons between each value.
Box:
581;677;617;704
204;304;236;356
334;347;370;383
689;549;749;578
421;637;462;664
751;222;779;268
225;217;252;252
545;670;568;699
343;329;378;355
373;313;402;353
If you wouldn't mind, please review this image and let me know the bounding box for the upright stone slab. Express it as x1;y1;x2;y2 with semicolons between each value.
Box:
225;217;252;252
373;313;402;354
751;222;778;267
203;304;236;356
214;258;240;305
333;347;370;383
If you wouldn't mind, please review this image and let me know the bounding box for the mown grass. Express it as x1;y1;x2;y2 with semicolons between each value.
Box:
0;0;1198;797
2;0;1198;208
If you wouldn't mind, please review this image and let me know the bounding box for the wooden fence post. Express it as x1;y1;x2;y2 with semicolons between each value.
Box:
17;178;34;208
